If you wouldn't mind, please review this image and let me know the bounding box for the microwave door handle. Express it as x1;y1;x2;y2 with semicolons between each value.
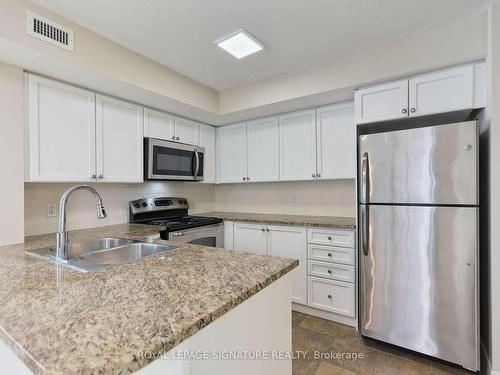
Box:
193;149;200;179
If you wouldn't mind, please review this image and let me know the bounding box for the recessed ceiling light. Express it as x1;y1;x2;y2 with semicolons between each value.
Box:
215;28;263;59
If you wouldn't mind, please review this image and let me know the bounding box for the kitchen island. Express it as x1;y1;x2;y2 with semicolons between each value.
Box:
0;224;297;375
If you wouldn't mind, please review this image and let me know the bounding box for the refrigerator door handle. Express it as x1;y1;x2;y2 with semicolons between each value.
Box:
361;204;369;256
361;152;369;203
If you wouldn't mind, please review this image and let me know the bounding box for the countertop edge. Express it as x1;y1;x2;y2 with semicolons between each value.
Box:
197;212;356;230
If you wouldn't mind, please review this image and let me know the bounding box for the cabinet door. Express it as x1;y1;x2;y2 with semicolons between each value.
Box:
26;74;96;182
218;123;247;183
175;116;200;145
267;225;307;304
316;102;355;179
233;222;267;255
96;95;143;182
144;108;175;140
199;124;216;183
354;80;408;124
409;66;474;117
246;116;279;182
279;110;316;181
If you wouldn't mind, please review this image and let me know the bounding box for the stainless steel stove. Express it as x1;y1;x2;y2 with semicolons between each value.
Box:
129;197;223;247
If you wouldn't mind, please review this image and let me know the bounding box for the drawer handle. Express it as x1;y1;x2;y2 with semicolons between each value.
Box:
327;269;332;274
327;253;332;257
327;236;332;241
327;294;333;299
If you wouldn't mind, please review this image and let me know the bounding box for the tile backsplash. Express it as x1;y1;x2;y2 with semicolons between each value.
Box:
25;182;215;236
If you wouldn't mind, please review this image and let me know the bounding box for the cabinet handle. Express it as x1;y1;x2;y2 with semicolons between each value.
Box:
247;176;250;181
266;228;270;232
261;228;265;232
410;108;416;113
327;294;333;299
327;252;332;257
327;269;332;274
171;136;176;140
243;177;247;181
98;175;104;179
401;108;408;114
176;136;180;141
316;173;321;178
312;174;316;178
327;236;332;241
91;174;97;179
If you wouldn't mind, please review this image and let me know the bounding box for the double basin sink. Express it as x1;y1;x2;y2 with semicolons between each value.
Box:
28;238;178;272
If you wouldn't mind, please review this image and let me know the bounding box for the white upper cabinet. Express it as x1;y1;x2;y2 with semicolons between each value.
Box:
316;102;355;180
199;124;216;184
267;225;307;304
175;117;200;145
96;95;144;183
246;116;279;182
144;108;175;141
218;123;247;183
26;74;96;182
355;63;483;124
354;80;409;124
408;65;473;117
279;110;317;181
233;222;267;255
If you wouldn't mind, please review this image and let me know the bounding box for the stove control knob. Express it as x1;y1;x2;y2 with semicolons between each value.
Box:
134;203;140;209
141;202;148;208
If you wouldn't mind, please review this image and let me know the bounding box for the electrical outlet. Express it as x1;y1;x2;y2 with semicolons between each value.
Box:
196;196;201;206
47;203;57;218
292;194;299;206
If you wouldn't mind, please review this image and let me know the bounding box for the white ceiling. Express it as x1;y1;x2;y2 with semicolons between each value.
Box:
31;0;488;91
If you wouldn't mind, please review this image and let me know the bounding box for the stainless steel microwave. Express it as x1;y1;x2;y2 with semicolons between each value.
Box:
144;138;204;181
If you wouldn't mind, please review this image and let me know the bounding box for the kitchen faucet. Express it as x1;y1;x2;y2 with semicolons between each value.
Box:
55;185;107;262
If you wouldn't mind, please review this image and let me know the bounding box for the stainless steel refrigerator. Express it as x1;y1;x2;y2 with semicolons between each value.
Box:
358;121;479;371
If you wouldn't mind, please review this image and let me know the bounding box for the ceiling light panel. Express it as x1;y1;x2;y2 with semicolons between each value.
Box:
215;28;263;59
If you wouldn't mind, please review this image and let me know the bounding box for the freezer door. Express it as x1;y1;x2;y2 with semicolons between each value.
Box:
359;205;479;370
358;121;478;205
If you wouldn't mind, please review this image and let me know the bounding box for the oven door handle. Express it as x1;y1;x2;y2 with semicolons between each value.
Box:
193;149;200;180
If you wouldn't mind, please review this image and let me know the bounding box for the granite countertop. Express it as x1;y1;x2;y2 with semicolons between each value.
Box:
199;212;356;229
0;224;297;375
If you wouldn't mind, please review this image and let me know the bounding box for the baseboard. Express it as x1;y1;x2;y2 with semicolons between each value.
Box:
292;303;357;328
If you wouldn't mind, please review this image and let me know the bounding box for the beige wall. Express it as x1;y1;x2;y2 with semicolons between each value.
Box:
0;0;218;114
489;1;500;374
25;182;215;236
0;62;24;246
219;11;487;115
214;180;356;217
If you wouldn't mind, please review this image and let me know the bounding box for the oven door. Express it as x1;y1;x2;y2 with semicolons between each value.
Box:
168;224;223;248
145;138;204;181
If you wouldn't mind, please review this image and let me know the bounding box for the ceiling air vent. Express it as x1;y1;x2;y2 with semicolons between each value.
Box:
26;11;74;52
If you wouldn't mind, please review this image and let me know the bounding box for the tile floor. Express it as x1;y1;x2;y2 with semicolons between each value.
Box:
292;312;473;375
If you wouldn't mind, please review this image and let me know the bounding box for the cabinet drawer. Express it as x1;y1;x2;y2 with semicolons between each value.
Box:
308;244;355;265
308;228;354;247
308;260;355;283
308;277;355;317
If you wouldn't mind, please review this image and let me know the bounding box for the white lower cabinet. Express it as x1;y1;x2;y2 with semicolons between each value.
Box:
228;220;357;319
267;225;307;305
308;277;355;317
306;227;357;325
232;222;267;255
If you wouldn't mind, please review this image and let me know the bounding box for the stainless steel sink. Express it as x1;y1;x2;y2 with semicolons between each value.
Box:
27;238;178;272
